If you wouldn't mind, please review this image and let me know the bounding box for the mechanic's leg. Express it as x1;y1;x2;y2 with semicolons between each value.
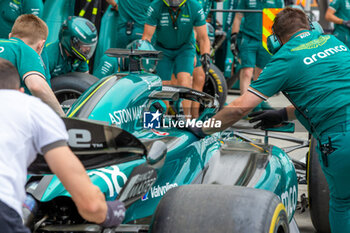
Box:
177;72;193;118
170;74;177;85
191;66;205;119
238;34;256;95
253;66;262;81
317;131;350;233
240;67;254;95
155;46;175;114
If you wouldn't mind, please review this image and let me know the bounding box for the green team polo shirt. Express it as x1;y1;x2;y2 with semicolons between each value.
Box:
238;0;284;40
116;0;153;27
146;0;206;49
197;0;213;18
0;37;47;94
329;0;350;36
0;0;43;39
249;30;350;135
43;41;89;78
93;54;119;79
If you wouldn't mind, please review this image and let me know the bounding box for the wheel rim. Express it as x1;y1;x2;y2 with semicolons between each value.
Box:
54;89;83;104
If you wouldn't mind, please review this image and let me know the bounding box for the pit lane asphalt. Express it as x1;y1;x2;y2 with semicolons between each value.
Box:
227;92;317;233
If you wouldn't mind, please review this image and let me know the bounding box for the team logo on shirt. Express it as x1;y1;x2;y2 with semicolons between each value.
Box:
291;35;330;51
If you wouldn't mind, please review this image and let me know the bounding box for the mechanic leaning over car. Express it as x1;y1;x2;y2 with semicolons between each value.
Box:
142;0;211;118
230;0;284;110
0;0;44;39
192;7;350;233
42;16;98;79
0;14;64;116
0;58;126;233
325;0;350;48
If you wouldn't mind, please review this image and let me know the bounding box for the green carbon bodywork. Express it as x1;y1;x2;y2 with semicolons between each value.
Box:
42;73;298;223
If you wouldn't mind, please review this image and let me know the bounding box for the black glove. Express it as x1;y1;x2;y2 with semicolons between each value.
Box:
343;20;350;29
186;124;208;139
200;53;211;76
248;108;288;130
101;200;126;227
230;32;239;57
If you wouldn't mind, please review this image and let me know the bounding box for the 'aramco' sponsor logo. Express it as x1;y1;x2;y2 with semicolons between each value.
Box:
142;182;178;201
303;45;348;65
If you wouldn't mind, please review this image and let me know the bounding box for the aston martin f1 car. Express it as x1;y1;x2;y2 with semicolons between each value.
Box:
24;49;299;233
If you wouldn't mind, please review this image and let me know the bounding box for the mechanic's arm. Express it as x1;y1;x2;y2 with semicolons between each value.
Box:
25;74;65;116
194;25;210;55
44;146;107;224
142;24;156;43
325;8;343;24
231;13;243;34
203;91;263;134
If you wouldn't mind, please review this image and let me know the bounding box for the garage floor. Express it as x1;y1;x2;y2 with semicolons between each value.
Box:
227;92;318;233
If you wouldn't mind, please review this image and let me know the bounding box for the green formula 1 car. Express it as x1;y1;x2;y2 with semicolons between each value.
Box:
24;49;300;233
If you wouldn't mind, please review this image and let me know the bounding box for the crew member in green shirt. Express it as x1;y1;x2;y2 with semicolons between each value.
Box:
230;0;284;98
325;0;350;48
193;8;350;233
42;16;97;78
0;0;43;39
0;14;64;116
142;0;210;117
106;0;153;48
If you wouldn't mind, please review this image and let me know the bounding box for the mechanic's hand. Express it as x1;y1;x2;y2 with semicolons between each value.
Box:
343;20;350;28
248;108;288;130
106;0;118;11
230;32;239;57
101;200;126;227
186;124;207;139
200;53;211;76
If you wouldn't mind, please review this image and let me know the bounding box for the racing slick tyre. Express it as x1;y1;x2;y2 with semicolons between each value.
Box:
203;63;227;109
307;137;331;233
51;72;98;104
151;185;289;233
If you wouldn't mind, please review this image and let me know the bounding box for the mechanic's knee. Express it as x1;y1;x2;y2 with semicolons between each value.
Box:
176;72;193;87
193;67;205;86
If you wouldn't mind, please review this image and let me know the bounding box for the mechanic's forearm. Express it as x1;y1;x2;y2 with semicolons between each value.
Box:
198;36;210;55
325;9;343;24
45;146;108;224
142;24;156;42
231;13;243;34
286;105;296;120
203;104;248;134
25;75;65;116
30;84;65;117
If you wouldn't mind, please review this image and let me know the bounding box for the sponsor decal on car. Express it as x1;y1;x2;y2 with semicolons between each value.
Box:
142;182;178;201
109;105;145;126
279;184;297;217
88;165;128;198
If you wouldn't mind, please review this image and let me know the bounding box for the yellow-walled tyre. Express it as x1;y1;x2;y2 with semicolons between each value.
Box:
151;185;289;233
203;64;227;109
